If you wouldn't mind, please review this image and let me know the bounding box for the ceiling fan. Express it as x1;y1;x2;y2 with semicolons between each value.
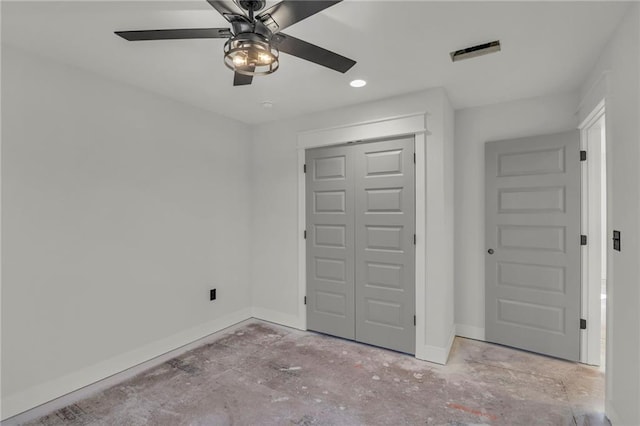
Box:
115;0;356;86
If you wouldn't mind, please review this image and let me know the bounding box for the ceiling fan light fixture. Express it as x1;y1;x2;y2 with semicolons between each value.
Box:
224;33;279;76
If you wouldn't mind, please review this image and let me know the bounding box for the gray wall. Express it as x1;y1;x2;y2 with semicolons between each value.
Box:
577;4;640;424
453;92;580;339
250;88;456;360
1;46;253;418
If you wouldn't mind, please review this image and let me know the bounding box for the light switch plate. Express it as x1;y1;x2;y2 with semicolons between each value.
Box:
613;230;621;251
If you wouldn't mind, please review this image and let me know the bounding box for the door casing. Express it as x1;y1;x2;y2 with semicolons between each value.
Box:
296;113;430;360
578;100;607;365
305;137;416;354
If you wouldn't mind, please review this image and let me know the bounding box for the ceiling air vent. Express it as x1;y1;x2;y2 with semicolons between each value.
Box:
450;40;501;62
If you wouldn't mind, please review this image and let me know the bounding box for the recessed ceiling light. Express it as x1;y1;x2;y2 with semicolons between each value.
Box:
350;79;367;88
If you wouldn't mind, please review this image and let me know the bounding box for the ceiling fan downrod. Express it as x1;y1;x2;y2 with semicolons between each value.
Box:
237;0;266;21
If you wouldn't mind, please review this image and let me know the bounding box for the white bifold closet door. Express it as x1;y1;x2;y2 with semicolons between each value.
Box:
306;137;415;354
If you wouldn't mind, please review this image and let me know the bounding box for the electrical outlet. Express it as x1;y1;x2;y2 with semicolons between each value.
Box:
210;289;216;301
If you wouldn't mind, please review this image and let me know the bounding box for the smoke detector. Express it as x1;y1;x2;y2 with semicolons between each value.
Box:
450;40;501;62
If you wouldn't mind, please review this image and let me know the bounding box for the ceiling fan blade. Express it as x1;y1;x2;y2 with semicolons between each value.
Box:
233;67;255;86
206;0;244;22
115;28;232;41
275;33;355;73
258;0;342;33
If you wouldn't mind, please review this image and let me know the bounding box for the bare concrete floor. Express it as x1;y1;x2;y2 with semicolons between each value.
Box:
26;321;607;426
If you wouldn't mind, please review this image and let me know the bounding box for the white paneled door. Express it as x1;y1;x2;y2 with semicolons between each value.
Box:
306;137;415;354
485;131;581;361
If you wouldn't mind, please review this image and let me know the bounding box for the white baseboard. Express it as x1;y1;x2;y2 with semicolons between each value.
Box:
455;324;485;341
416;325;456;365
251;307;304;331
255;306;462;366
605;399;620;425
2;312;479;423
1;308;253;424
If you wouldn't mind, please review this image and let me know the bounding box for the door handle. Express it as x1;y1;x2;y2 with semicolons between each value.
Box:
487;249;494;254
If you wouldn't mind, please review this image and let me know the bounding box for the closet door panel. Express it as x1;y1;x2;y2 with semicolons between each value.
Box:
354;137;416;354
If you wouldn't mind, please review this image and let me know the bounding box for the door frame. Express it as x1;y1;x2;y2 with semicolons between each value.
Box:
296;113;429;359
578;99;606;365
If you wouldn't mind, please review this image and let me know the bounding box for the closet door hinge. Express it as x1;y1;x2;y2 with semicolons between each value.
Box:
580;150;587;161
304;296;307;305
304;230;307;239
413;234;416;245
413;153;416;164
303;164;307;173
580;318;587;329
414;315;416;326
581;235;587;246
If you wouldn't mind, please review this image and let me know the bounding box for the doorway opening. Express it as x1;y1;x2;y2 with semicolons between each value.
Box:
579;101;606;368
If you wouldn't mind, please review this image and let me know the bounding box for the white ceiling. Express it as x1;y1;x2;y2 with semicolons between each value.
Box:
1;1;630;124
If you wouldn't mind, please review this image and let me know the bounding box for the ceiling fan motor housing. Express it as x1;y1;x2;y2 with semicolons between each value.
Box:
229;16;273;41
